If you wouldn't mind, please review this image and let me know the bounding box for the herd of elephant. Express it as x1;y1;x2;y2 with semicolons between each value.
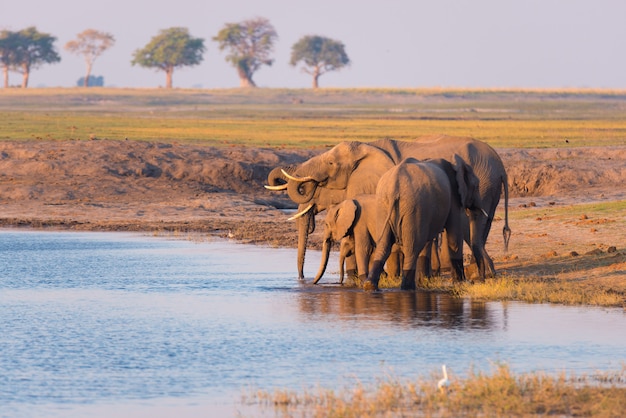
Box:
264;135;511;291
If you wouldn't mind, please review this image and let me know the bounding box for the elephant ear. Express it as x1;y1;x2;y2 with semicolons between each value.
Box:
453;154;481;209
335;199;358;239
345;143;396;196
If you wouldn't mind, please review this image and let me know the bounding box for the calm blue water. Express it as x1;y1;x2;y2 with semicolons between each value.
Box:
1;230;625;417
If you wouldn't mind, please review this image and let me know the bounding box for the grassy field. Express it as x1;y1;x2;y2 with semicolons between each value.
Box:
2;87;626;148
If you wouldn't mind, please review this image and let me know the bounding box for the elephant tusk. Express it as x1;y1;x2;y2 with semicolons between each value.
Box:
287;203;314;221
264;184;287;191
281;169;315;183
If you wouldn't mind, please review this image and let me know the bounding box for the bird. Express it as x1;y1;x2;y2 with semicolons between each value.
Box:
438;364;450;393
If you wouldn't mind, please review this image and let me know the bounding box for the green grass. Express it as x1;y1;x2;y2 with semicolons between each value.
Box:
506;200;626;221
2;87;626;148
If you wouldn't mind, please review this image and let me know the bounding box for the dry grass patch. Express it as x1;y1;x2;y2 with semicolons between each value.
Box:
244;364;626;417
457;274;625;307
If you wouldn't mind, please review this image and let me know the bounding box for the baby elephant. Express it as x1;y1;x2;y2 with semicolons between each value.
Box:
314;194;378;284
364;156;482;291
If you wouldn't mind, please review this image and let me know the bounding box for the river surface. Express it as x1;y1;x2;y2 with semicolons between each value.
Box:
1;230;625;417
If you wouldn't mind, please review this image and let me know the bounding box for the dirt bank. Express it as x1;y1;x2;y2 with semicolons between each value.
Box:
1;139;625;299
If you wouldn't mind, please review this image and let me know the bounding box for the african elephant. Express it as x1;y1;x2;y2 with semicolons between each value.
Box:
314;194;403;285
266;165;351;280
364;156;482;291
270;136;511;281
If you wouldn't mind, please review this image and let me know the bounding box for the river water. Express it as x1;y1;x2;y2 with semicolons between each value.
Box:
1;230;624;417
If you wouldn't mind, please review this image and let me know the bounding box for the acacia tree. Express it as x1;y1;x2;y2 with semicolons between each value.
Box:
131;27;205;88
213;17;277;88
65;29;115;87
8;27;60;88
290;35;350;89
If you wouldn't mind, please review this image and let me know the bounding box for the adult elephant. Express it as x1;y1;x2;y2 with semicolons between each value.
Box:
266;165;352;280
268;135;511;281
365;156;482;291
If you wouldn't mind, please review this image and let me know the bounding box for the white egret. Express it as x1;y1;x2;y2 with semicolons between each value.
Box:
438;364;450;393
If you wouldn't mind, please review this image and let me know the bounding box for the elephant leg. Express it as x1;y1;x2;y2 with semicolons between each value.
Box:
438;230;453;272
400;269;417;290
364;228;394;291
365;260;384;291
468;210;495;280
385;250;401;279
356;240;373;286
430;235;441;277
345;254;357;281
444;214;467;282
450;259;465;282
416;240;432;282
401;245;421;291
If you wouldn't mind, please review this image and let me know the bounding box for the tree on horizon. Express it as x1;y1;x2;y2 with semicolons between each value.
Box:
0;27;60;88
290;35;350;89
131;27;205;88
213;17;277;88
0;30;19;88
65;29;115;88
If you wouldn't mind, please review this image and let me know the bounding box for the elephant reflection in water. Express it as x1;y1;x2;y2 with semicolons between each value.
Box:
297;289;492;330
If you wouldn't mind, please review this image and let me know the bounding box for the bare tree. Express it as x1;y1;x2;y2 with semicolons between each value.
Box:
65;29;115;87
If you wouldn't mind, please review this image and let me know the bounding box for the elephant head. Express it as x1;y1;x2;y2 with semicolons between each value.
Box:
282;141;396;205
313;199;359;284
266;164;356;280
267;142;394;281
265;165;315;280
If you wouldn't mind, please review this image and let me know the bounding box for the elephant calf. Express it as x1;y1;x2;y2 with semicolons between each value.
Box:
314;194;403;285
365;156;482;291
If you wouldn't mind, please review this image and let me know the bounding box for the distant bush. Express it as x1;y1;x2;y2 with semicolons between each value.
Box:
76;75;104;87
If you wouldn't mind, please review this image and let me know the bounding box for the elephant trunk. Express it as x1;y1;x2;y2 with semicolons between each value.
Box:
267;166;288;187
313;238;332;284
286;179;318;204
296;205;315;280
339;254;345;284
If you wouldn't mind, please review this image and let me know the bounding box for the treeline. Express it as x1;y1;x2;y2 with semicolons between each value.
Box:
0;17;350;89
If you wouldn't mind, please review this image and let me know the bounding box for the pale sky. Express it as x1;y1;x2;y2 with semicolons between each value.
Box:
4;0;626;89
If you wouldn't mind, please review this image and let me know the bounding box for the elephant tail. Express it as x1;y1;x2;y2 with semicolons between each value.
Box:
502;173;511;252
385;198;401;247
